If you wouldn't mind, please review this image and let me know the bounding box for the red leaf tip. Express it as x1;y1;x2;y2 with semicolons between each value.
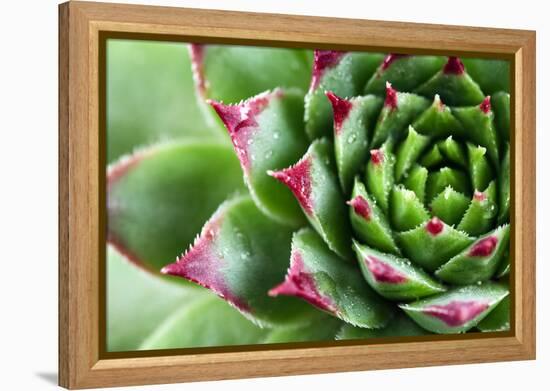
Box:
434;94;446;111
479;96;491;114
325;91;353;135
209;91;277;171
268;156;313;215
443;56;465;75
347;195;371;220
310;50;346;92
423;300;489;326
269;252;336;313
469;236;498;257
161;214;250;312
384;82;398;109
473;190;487;201
365;255;407;284
370;149;385;165
426;217;444;236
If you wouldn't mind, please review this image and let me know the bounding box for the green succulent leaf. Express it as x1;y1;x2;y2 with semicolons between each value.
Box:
354;242;446;301
492;92;511;147
435;225;510;285
305;51;383;139
365;142;395;214
390;185;430;232
210;88;309;226
462;58;510;95
348;178;400;255
107;245;198;352
162;196;319;327
107;142;245;272
370;84;430;147
467;143;494;192
400;282;509;334
496;249;510;278
190;44;312;103
106;40;224;163
270;228;393;328
396;217;474;272
457;181;498;236
430;186;470;226
415;57;485;106
327;92;383;193
270;139;353;259
262;313;343;343
365;54;445;95
420;144;444;168
437;136;467;168
395;126;430;182
498;144;511;224
453;97;500;166
140;295;268;350
403;164;428;202
412;95;463;138
337;311;431;340
426;167;469;203
477;296;510;332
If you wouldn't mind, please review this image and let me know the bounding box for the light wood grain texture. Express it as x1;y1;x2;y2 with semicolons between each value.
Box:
58;1;536;389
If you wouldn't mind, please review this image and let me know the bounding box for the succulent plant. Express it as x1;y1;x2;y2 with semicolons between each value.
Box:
108;42;511;350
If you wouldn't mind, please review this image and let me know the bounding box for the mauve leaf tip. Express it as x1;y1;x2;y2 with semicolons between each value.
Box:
480;96;491;114
268;156;313;215
443;56;465;75
309;50;346;92
325;90;353;134
348;195;371;220
370;149;385;164
269;252;336;312
426;217;444;236
384;81;398;109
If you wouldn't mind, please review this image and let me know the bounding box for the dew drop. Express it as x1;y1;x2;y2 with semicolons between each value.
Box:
273;132;280;139
347;133;357;144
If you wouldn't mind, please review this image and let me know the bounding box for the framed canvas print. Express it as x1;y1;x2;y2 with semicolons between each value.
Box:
58;1;536;389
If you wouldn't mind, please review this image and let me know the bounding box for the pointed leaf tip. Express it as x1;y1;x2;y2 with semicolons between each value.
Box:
480;95;492;114
426;217;444;236
384;81;398;109
209;91;279;171
474;189;487;201
434;94;445;111
268;155;313;215
443;56;465;75
268;251;336;313
310;50;346;92
161;214;250;313
325;91;353;134
347;195;371;220
381;53;410;70
370;148;385;164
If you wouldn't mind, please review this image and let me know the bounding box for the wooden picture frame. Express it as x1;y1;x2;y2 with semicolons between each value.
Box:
59;1;536;389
